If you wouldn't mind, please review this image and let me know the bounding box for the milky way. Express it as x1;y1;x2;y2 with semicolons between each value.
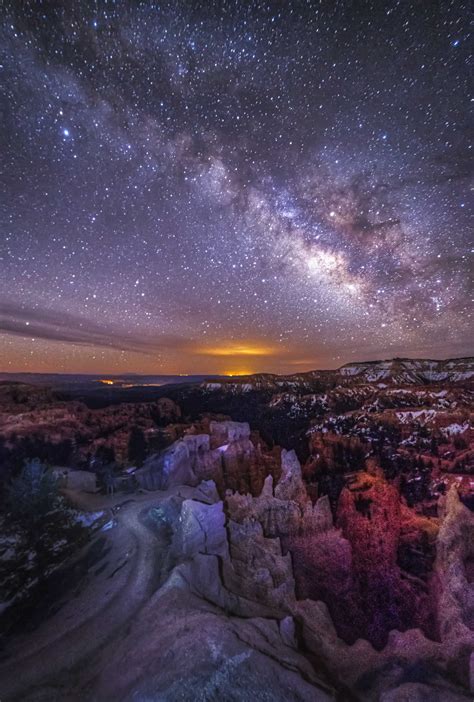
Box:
0;1;472;373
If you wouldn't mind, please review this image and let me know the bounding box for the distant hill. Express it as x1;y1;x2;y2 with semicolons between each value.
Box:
201;357;474;392
2;357;473;390
0;373;223;389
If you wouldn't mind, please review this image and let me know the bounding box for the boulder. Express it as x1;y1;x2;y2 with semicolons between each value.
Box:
55;468;97;493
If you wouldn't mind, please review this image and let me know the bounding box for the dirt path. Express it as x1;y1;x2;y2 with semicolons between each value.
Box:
0;490;169;701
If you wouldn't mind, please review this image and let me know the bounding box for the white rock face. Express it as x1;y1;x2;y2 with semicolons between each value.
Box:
172;497;229;560
210;420;251;446
225;518;295;608
338;357;474;385
192;479;221;504
135;421;255;490
274;449;308;505
136;433;218;489
226;450;332;539
279;616;297;648
163;440;198;486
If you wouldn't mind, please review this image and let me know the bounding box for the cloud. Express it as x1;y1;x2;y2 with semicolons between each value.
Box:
0;301;192;355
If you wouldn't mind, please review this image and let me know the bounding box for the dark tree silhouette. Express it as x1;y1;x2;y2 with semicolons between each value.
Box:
128;426;147;467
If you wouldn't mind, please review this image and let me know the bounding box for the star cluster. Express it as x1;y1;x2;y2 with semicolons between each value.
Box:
0;1;471;373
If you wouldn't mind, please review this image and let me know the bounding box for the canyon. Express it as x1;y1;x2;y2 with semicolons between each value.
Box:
0;357;472;700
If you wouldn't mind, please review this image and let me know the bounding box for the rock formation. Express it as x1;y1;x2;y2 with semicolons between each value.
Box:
0;370;472;701
135;420;280;496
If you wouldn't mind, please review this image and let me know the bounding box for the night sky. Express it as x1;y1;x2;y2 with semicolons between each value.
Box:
1;1;472;374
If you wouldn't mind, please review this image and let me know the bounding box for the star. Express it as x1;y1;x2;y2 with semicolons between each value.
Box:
0;1;470;374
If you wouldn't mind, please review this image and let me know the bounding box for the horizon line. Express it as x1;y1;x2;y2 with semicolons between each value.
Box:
0;354;472;379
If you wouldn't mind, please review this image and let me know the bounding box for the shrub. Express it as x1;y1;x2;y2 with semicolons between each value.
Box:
7;458;59;528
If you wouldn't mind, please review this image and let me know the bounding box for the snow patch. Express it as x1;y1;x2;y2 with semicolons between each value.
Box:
75;511;104;528
441;423;470;436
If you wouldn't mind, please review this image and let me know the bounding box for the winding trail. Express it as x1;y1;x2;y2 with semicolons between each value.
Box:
0;490;170;701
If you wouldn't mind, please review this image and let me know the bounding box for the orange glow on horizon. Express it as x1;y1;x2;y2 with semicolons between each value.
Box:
0;332;344;374
197;342;277;357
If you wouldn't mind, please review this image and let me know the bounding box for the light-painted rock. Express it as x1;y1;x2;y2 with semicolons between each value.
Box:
135;422;257;491
210;420;251;446
225;518;295;609
172;498;229;560
260;474;274;498
275;449;308;505
279;616;296;648
92;583;334;702
182;433;210;453
302;494;334;532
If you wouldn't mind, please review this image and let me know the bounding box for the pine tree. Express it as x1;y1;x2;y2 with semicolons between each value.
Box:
7;458;59;528
128;426;147;467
